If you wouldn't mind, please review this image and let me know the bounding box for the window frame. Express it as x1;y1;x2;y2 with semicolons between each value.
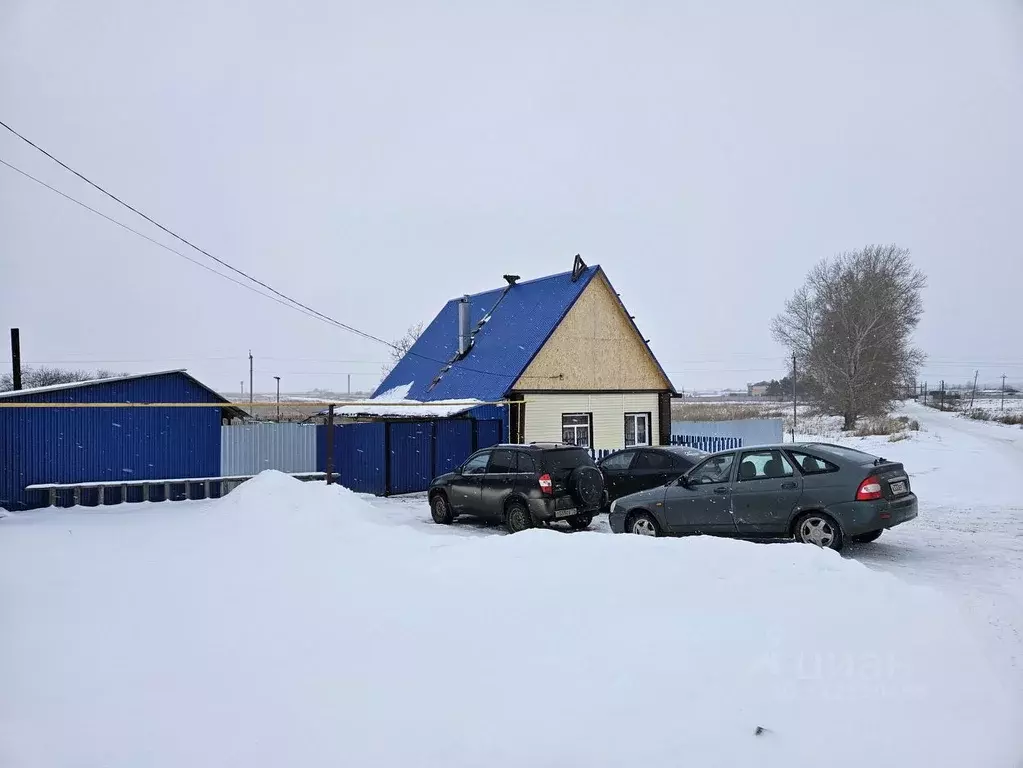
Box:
633;450;673;471
599;450;637;471
561;413;593;449
460;450;492;475
786;450;840;476
624;412;652;447
736;449;795;482
686;453;737;485
515;451;537;475
486;449;518;474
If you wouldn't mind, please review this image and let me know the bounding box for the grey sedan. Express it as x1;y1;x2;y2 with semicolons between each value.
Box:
608;442;918;551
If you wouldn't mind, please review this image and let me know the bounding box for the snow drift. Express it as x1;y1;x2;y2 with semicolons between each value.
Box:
1;471;1019;767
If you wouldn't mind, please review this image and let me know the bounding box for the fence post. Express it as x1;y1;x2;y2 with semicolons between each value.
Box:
430;421;438;480
384;421;392;496
325;404;335;485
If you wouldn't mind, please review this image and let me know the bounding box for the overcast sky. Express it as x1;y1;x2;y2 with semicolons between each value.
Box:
2;0;1021;395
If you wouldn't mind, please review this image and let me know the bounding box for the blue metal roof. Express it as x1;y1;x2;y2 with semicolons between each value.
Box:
375;266;599;402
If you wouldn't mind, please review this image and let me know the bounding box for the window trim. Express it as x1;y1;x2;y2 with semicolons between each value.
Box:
599;449;638;471
486;448;518;475
786;450;840;476
461;449;492;475
561;412;593;449
736;449;795;482
686;452;737;485
624;412;652;447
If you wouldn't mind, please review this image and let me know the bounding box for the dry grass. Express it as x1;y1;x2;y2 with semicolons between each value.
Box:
671;402;787;422
854;416;911;437
962;408;1023;427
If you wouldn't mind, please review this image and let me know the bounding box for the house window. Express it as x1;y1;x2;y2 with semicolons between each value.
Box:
625;413;650;447
562;413;591;448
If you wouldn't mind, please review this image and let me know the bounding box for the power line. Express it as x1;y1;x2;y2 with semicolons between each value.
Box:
1;122;519;384
0;158;342;329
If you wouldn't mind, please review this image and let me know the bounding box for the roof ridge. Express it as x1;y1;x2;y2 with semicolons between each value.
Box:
446;264;600;304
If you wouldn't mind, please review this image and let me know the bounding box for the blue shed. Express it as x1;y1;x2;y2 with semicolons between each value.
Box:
0;370;246;511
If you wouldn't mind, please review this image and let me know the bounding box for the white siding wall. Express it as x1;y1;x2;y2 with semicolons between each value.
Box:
523;393;660;450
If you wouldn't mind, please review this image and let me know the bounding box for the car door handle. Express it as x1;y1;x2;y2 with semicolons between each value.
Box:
781;482;798;489
713;486;729;494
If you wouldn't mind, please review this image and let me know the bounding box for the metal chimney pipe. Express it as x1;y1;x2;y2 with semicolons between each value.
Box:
457;296;471;356
10;328;22;391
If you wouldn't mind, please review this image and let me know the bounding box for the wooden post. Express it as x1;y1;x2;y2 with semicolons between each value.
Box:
204;480;211;499
49;488;57;508
325;404;335;485
121;484;128;505
72;487;81;507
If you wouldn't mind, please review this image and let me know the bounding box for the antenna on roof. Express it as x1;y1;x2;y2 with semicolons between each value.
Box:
571;254;587;282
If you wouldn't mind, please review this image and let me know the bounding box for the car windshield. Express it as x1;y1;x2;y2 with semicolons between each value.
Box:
544;448;595;480
805;443;877;463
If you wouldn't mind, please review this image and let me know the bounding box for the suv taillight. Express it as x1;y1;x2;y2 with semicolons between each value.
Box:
856;476;883;501
538;473;553;496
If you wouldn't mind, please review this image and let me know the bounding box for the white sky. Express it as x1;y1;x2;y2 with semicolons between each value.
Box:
2;0;1021;394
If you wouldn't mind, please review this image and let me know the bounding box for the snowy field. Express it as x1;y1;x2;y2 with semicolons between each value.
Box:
1;403;1022;767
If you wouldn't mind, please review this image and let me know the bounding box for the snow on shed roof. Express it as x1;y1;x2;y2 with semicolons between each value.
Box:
321;384;488;419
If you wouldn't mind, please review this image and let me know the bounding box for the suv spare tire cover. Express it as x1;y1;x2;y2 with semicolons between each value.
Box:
570;466;604;507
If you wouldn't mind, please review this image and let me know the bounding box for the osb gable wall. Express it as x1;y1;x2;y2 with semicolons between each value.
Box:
512;272;671;392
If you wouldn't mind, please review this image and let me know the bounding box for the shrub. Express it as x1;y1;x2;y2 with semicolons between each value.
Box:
908;419;920;431
854;417;904;437
888;432;910;443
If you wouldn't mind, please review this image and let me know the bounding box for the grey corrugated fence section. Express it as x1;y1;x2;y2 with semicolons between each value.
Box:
221;423;318;475
670;418;784;447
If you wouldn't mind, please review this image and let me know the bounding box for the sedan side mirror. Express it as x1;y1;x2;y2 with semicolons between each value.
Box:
676;475;689;487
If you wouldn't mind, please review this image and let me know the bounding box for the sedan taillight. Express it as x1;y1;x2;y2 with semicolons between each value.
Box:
539;473;553;496
856;476;883;501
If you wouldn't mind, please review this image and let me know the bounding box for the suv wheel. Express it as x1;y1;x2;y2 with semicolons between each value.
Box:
505;502;533;534
430;493;453;525
567;514;593;531
628;512;660;537
794;512;843;551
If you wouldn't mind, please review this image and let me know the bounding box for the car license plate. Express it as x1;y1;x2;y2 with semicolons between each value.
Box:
890;481;907;495
556;507;577;518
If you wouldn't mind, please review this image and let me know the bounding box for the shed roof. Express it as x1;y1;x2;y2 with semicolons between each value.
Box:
0;369;248;419
374;266;599;402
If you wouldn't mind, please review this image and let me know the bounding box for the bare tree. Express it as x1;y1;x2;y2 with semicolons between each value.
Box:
380;322;424;377
0;366;128;392
772;245;926;430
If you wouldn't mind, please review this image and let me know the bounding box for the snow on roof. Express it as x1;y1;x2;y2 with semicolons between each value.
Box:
324;383;490;419
0;369;190;399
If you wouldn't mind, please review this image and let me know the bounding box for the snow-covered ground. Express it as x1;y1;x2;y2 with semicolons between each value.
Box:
1;403;1022;767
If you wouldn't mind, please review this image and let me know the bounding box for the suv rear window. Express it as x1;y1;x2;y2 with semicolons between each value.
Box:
542;448;595;480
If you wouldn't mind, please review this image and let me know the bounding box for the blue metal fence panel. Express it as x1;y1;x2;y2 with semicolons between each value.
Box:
475;419;502;450
670;434;743;453
0;372;223;511
435;420;473;475
388;422;434;495
317;422;387;495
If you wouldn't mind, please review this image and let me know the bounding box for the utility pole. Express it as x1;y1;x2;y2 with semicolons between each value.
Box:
940;380;945;411
791;352;797;442
240;381;244;399
1002;374;1007;412
248;350;254;407
9;328;22;391
273;376;281;422
969;369;979;409
347;373;351;396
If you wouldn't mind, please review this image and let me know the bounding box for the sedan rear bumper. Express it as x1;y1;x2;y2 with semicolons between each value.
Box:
830;494;918;536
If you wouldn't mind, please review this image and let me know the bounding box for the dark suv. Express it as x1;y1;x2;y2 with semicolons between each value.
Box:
428;443;605;533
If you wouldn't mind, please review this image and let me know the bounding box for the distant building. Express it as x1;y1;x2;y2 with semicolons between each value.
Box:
748;382;770;397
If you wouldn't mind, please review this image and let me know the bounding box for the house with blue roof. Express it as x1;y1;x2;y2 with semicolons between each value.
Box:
374;256;676;452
